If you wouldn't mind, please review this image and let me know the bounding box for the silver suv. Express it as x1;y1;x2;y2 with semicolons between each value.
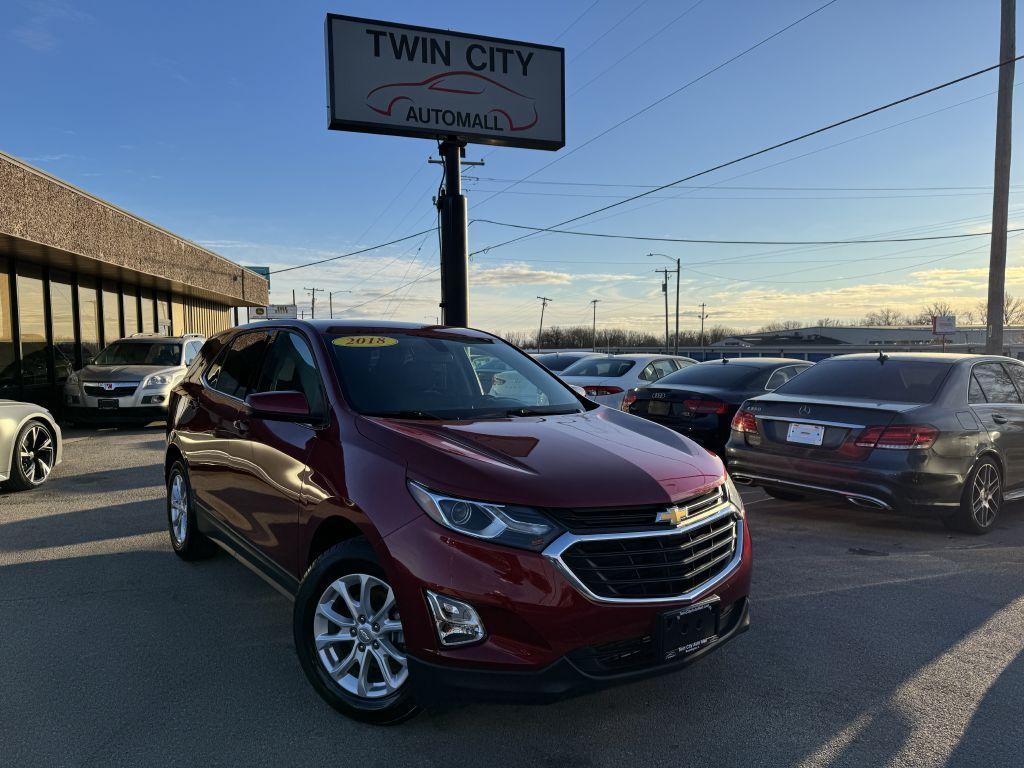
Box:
64;334;205;423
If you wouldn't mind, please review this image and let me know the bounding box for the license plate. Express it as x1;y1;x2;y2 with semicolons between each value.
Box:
787;422;824;446
659;601;719;662
97;398;119;409
648;400;670;416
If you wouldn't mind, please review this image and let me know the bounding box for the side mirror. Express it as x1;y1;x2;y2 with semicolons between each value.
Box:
246;391;311;420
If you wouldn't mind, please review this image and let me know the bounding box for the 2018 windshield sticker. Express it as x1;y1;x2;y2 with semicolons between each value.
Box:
333;335;399;348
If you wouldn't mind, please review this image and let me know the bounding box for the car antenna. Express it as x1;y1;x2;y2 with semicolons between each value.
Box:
877;350;888;364
721;358;728;364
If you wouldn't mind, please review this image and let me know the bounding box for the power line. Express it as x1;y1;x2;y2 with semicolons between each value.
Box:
465;176;1022;192
569;0;654;63
270;228;434;274
471;52;1024;256
473;0;842;209
337;267;441;313
552;0;602;43
474;218;1024;245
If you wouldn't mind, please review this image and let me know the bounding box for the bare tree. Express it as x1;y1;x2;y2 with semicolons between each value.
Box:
757;320;804;333
815;317;844;327
911;301;956;325
861;307;909;326
976;292;1024;326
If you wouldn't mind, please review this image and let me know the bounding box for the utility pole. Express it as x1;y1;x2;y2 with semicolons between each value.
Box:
590;299;600;351
648;253;680;354
304;287;323;319
437;141;469;327
328;289;351;319
697;303;710;352
986;0;1016;353
656;268;671;353
536;296;552;352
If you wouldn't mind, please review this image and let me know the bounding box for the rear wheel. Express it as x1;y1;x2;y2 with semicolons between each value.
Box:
6;420;56;491
763;487;805;502
944;458;1002;535
293;538;418;725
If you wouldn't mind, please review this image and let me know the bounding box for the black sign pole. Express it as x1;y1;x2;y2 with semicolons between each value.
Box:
439;138;469;327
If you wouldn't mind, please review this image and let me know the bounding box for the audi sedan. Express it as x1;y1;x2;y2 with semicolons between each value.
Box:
727;352;1024;534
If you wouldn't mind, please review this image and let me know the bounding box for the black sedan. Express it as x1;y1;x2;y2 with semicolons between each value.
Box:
726;352;1024;534
623;357;810;452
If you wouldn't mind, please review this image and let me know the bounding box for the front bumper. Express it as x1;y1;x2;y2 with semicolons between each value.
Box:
381;509;752;703
410;597;750;706
64;383;171;421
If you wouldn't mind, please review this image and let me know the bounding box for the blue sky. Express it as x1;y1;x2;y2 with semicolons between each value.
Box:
2;0;1022;333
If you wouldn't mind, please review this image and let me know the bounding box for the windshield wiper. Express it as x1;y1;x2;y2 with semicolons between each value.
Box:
504;407;582;417
366;410;446;421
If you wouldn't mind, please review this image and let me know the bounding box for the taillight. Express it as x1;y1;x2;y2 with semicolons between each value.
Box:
684;398;727;414
731;409;758;433
855;424;938;450
621;390;638;411
584;385;624;396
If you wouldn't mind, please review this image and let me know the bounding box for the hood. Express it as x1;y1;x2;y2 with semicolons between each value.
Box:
78;364;180;382
355;407;723;509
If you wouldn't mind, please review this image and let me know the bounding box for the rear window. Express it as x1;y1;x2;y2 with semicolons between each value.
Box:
659;363;761;388
535;353;587;371
775;359;952;403
562;358;636;377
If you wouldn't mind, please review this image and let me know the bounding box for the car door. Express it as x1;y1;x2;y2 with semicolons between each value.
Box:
969;361;1024;490
188;330;270;531
245;330;330;577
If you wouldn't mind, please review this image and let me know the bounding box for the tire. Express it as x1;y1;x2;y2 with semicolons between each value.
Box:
293;538;419;725
166;459;216;560
6;419;57;491
763;487;805;502
944;457;1002;535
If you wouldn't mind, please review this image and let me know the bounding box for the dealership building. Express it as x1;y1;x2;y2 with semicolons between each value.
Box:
0;151;268;408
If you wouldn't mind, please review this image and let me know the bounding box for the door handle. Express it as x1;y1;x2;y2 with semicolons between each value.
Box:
992;413;1008;424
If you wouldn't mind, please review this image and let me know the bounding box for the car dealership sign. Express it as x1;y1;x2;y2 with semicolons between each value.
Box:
325;15;565;150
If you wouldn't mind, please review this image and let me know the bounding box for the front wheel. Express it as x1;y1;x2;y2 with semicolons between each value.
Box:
166;460;215;559
293;539;418;725
6;420;57;491
944;458;1002;535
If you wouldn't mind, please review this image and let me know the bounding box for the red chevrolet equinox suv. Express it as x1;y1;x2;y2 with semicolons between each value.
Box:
165;321;751;723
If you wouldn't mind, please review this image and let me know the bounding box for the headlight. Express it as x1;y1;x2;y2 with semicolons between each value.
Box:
723;473;745;517
143;374;174;389
407;480;562;551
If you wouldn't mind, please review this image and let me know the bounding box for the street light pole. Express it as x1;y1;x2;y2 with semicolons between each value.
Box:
590;299;600;351
655;268;671;353
536;296;551;352
328;290;351;319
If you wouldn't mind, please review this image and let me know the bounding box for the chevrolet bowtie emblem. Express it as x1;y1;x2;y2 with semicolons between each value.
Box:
656;505;689;526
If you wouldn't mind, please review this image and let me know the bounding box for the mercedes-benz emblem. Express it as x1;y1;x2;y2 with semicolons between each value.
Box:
798;405;812;416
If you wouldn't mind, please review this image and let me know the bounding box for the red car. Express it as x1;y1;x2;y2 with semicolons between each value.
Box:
164;321;751;724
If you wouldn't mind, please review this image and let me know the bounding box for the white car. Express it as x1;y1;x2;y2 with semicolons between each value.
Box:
561;354;697;409
0;400;62;491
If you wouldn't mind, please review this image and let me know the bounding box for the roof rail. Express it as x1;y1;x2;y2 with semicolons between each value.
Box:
128;332;165;338
181;333;206;339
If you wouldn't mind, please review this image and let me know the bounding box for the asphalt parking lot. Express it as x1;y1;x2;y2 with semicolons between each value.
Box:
2;428;1023;767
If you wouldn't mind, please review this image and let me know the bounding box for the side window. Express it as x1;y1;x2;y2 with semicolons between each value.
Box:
254;332;326;415
651;359;677;379
638;363;657;382
972;363;1021;404
183;341;201;366
969;374;986;404
765;367;793;391
207;332;270;399
1007;363;1024;399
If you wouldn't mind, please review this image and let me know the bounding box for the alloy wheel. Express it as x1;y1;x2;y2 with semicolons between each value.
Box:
19;424;54;486
971;463;1001;528
169;472;188;546
313;573;408;700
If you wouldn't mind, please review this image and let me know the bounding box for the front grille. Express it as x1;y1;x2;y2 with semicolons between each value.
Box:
547;486;725;533
84;383;138;398
559;513;738;600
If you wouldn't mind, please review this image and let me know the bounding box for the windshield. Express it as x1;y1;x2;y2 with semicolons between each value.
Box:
562;357;636;378
328;332;584;420
659;363;761;388
93;341;182;366
776;359;952;403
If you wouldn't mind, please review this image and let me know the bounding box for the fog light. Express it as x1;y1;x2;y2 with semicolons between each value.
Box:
425;591;486;647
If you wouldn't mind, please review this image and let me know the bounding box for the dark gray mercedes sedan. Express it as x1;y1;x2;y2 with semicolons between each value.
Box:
725;352;1024;534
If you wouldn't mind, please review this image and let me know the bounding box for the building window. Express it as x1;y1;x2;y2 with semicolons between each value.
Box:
157;294;171;335
17;265;48;387
123;285;141;335
140;289;155;333
0;258;13;390
102;280;121;345
50;271;76;383
78;275;101;364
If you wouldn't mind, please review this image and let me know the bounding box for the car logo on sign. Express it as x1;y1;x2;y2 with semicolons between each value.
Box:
798;405;812;416
655;505;689;526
